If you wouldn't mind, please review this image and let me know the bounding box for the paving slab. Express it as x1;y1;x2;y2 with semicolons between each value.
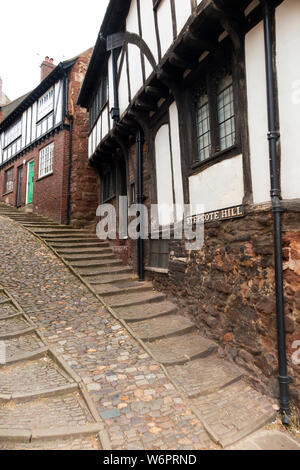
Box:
227;430;300;450
167;356;243;398
115;300;177;322
70;259;123;268
87;273;134;285
79;266;132;276
191;381;277;448
130;314;195;341
106;290;165;308
145;331;217;365
97;282;153;297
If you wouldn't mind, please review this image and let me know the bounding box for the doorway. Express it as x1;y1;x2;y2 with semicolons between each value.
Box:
26;161;34;204
16;166;23;207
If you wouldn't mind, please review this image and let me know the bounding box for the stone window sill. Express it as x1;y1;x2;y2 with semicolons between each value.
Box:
145;267;169;274
36;172;53;182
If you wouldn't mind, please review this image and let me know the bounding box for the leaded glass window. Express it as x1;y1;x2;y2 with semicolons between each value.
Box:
217;81;235;151
196;93;211;162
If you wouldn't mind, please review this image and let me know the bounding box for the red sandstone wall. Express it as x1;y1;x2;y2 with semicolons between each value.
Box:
67;48;100;229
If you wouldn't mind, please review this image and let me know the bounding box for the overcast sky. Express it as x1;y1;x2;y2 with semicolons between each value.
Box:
0;0;109;101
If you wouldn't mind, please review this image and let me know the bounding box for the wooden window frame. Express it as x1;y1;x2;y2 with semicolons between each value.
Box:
187;39;241;173
102;167;116;203
89;68;109;132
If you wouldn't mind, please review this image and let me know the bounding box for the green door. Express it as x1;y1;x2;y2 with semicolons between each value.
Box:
27;161;34;204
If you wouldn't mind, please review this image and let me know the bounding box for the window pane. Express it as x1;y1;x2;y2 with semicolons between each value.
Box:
196;97;211;163
217;84;235;151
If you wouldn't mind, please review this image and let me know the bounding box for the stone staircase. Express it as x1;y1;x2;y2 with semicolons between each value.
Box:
0;204;277;448
0;283;105;450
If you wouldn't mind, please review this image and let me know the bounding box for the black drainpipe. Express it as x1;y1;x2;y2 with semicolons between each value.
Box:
65;73;73;226
136;128;144;281
261;0;289;423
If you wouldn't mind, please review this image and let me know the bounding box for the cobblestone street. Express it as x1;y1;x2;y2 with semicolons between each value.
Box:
0;210;298;451
0;215;213;450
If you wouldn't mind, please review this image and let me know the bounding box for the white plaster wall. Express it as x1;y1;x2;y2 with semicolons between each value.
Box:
119;60;130;117
102;105;109;140
126;0;139;35
54;80;63;125
245;21;270;204
155;124;174;225
21;112;26;148
31;102;37;141
276;0;300;200
26;108;32;146
189;155;244;213
169;101;184;221
144;55;154;81
140;0;159;63
174;0;192;36
157;0;174;58
127;44;144;99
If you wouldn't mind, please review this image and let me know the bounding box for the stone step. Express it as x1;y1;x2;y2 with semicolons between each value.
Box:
190;380;277;448
0;355;74;399
4;333;45;363
0;316;32;338
106;290;166;308
115;300;178;322
129;314;195;341
55;247;113;255
95;281;153;297
63;253;115;262
0;391;95;430
166;356;243;398
24;224;73;229
50;241;110;249
46;238;104;244
145;331;217;365
79;266;133;277
70;259;124;269
33;229;93;236
42;235;97;241
87;273;134;285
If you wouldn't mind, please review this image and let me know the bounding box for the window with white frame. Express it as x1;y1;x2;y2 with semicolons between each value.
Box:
39;142;54;178
4;119;22;148
37;87;54;121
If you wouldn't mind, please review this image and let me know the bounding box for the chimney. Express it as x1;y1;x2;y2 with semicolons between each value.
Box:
40;56;56;82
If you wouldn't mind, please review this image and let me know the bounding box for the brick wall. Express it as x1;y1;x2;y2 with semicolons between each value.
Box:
0;131;69;223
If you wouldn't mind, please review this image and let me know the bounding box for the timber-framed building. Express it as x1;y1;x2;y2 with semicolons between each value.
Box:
78;0;300;407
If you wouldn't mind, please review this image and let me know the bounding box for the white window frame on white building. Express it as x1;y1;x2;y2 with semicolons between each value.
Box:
37;87;54;122
39;142;54;178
